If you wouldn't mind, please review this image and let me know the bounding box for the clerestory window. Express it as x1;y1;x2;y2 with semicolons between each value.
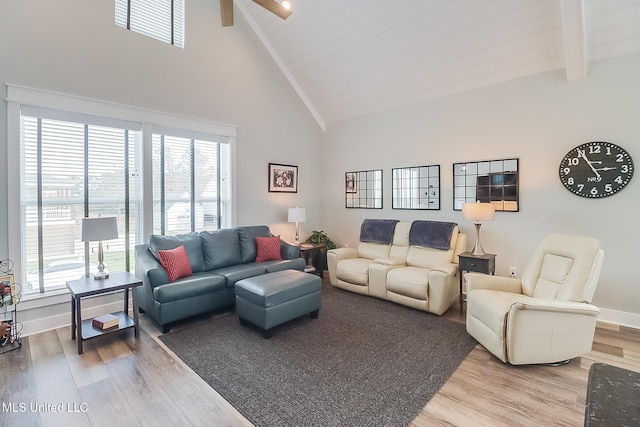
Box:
115;0;184;48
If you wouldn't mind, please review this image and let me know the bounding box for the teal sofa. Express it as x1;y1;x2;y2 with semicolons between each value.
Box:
134;225;306;332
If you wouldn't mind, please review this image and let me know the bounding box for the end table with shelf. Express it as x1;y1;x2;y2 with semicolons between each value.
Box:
299;243;326;277
66;271;142;355
458;252;496;314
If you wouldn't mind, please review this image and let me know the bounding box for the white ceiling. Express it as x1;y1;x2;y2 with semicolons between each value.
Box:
235;0;640;130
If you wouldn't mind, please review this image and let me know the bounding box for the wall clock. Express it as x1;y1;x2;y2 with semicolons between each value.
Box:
559;141;634;198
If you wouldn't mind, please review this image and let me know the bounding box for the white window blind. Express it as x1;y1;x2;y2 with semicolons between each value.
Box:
115;0;184;48
152;133;231;235
20;115;142;294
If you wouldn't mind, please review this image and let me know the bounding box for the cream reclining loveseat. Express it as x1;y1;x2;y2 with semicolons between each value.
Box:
327;219;467;315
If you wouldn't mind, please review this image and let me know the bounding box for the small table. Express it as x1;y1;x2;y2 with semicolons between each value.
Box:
585;363;640;426
458;252;496;314
66;271;143;355
299;243;326;277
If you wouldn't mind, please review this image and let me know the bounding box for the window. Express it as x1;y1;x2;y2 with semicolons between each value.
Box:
20;114;142;294
8;85;236;297
115;0;184;48
152;133;232;235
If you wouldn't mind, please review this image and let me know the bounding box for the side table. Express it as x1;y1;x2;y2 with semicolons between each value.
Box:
458;252;496;314
299;243;326;277
66;271;143;355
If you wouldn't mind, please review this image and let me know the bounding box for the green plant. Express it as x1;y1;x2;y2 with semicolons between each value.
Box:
306;230;336;249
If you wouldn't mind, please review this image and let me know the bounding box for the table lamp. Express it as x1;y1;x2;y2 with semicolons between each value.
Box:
288;207;306;244
82;216;118;279
462;201;495;256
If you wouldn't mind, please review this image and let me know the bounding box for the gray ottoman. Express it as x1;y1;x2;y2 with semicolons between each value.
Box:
235;269;321;338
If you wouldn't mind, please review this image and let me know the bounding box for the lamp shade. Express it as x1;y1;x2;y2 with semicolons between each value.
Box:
462;202;495;222
81;217;119;242
288;207;306;223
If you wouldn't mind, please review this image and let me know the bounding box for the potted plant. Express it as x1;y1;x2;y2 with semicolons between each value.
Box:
304;230;336;275
305;230;336;249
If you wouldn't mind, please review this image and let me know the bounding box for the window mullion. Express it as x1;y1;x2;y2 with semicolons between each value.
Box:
36;119;44;293
190;139;195;232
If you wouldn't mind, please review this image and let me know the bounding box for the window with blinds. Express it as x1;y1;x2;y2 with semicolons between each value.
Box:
115;0;184;48
152;134;232;235
20;115;142;294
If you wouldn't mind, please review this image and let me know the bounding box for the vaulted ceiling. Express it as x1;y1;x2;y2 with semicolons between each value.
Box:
234;0;640;130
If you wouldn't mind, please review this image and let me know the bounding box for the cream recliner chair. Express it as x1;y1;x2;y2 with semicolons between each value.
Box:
465;234;604;365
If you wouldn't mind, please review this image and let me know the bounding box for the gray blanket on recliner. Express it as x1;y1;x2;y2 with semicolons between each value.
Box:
359;219;399;244
409;220;457;250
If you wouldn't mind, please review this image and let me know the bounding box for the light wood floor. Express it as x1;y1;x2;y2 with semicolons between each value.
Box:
2;281;639;427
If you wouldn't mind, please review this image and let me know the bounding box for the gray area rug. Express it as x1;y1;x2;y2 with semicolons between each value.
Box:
159;284;477;427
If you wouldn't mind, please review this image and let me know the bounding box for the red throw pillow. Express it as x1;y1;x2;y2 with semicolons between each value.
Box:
255;235;282;263
157;245;193;282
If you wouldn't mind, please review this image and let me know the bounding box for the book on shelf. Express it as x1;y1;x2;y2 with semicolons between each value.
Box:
92;313;119;330
0;275;15;307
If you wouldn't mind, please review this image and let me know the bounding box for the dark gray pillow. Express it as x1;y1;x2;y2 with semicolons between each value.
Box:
237;225;271;263
200;229;242;270
148;232;205;273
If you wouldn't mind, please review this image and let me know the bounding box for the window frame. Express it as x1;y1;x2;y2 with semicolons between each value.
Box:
6;84;236;298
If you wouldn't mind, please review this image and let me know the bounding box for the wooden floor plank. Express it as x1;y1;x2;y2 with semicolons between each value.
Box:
77;377;140;427
29;330;91;427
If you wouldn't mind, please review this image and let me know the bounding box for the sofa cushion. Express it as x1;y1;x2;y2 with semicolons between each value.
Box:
211;263;268;288
357;241;392;260
406;245;454;269
255;235;282;263
336;258;374;285
149;232;205;273
262;258;307;273
387;266;430;300
157;245;193;282
237;225;271;263
200;229;242;270
153;272;226;303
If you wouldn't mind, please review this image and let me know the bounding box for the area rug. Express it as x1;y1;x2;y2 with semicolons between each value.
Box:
159;284;477;426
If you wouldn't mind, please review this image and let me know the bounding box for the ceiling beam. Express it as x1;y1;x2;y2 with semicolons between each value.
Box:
236;1;325;131
561;0;587;81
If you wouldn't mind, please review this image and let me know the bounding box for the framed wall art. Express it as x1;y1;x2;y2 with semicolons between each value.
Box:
268;163;298;193
392;165;440;210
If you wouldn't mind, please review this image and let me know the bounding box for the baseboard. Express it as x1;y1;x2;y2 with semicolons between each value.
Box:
598;308;640;329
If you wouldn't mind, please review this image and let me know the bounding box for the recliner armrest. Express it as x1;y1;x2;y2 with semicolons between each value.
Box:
510;299;600;316
465;272;522;294
430;263;457;275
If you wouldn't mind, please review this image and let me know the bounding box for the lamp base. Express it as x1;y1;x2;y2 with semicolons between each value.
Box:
471;222;487;256
93;271;109;280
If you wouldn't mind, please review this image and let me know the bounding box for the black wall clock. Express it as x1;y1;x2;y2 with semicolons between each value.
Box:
559;141;634;198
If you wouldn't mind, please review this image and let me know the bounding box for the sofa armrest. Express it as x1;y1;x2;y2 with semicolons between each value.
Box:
465;272;523;294
427;263;460;315
280;240;301;259
135;245;169;288
327;247;357;285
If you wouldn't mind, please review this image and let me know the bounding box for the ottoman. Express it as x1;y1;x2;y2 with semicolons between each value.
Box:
235;269;322;338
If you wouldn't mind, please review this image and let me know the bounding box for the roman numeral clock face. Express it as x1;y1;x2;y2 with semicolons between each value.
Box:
559;142;634;198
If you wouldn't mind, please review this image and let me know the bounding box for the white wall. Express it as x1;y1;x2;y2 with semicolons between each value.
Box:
0;0;322;334
0;0;323;251
320;53;640;326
